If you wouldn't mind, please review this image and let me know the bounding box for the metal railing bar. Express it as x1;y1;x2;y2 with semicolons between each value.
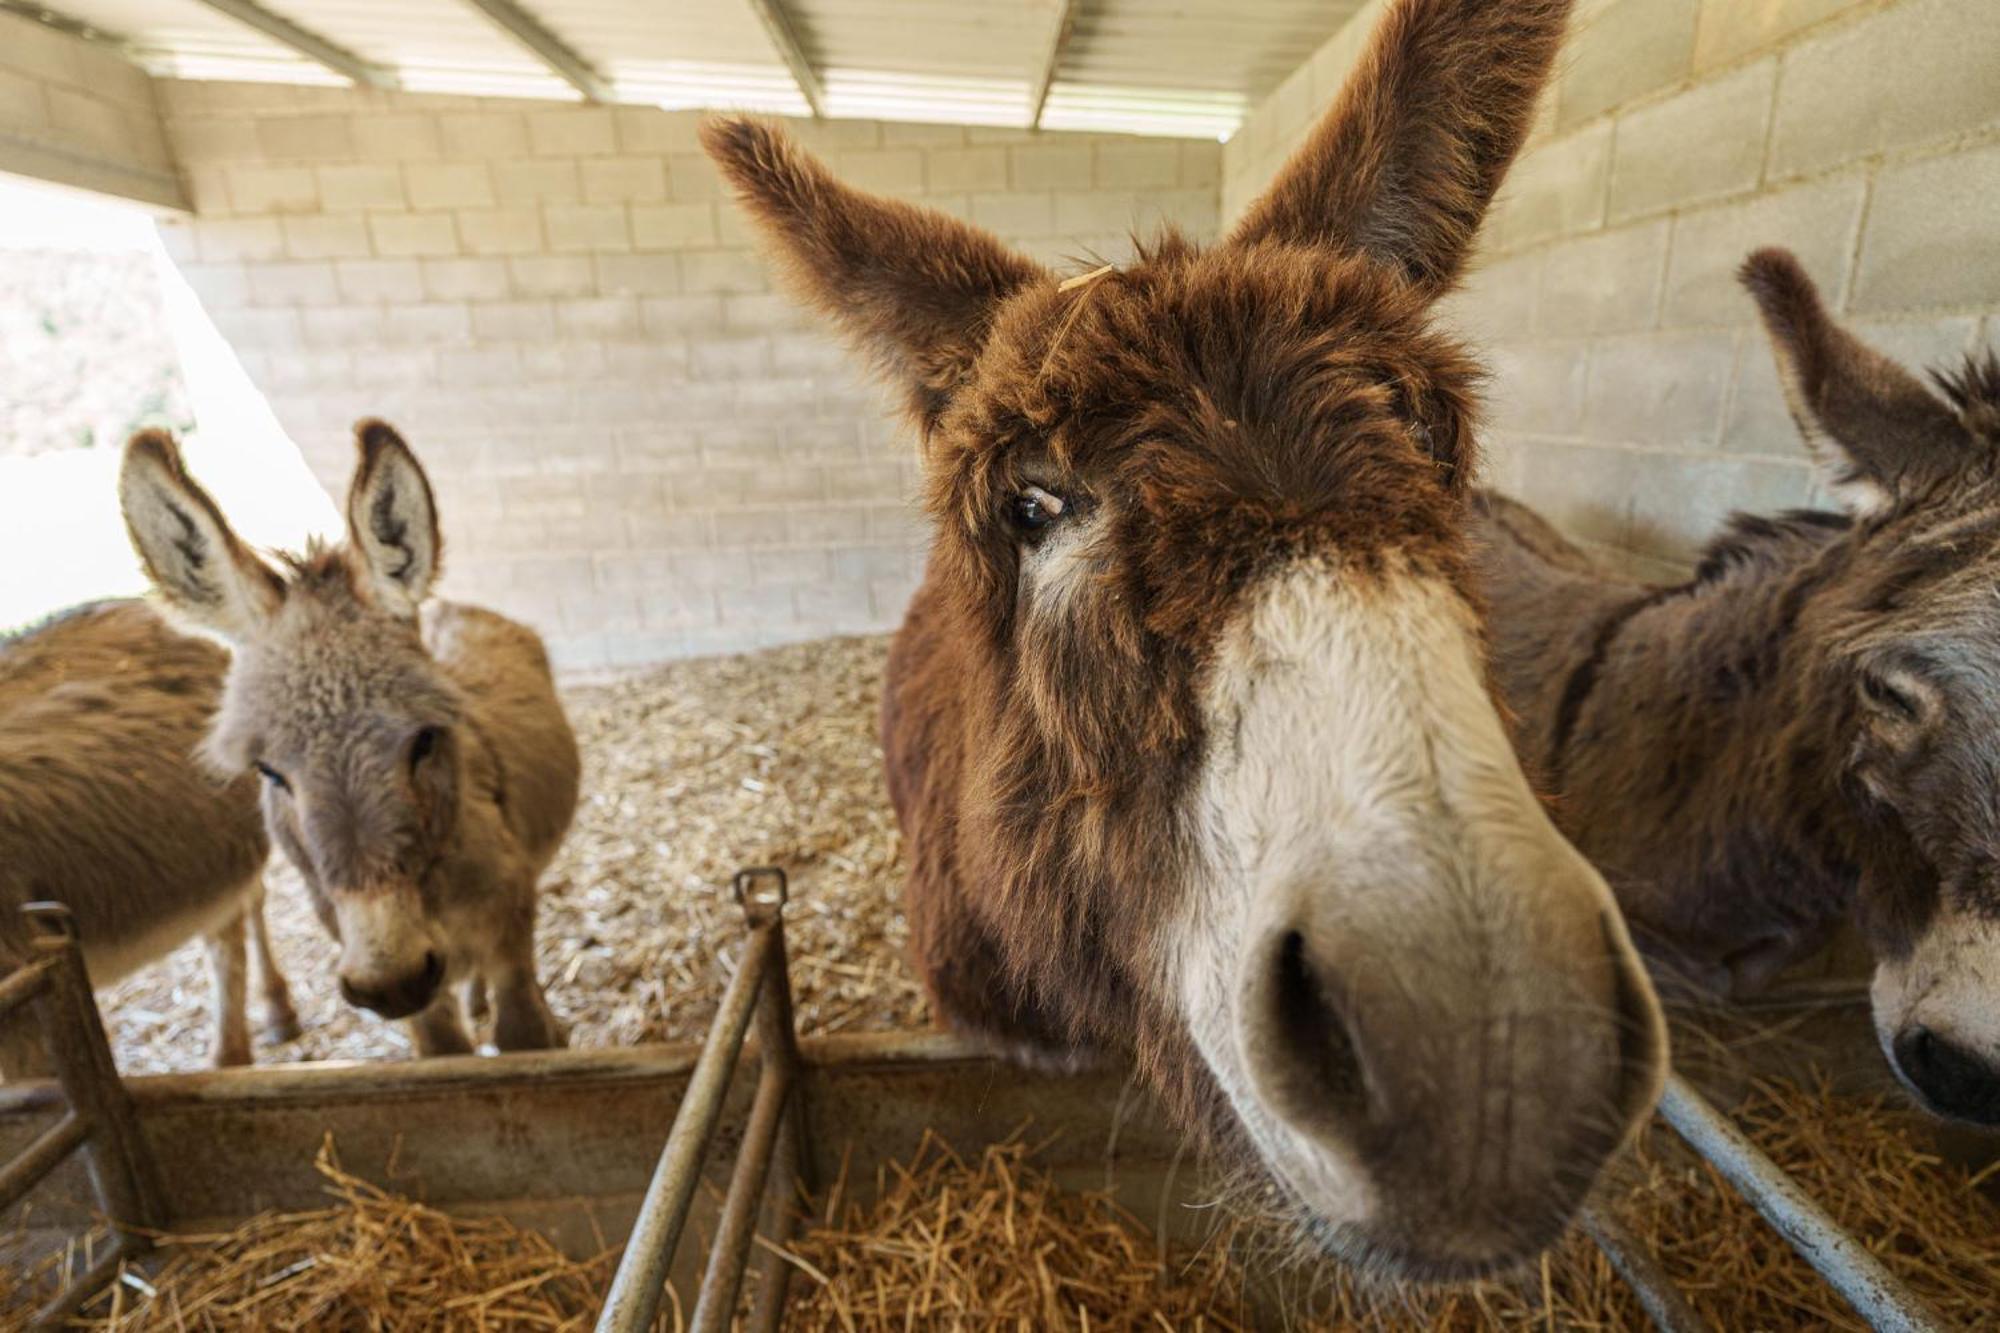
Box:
596;921;779;1332
687;1057;793;1333
28;910;164;1235
0;1108;89;1212
1580;1202;1713;1333
740;872;808;1333
742;1100;801;1333
1658;1073;1947;1333
0;954;54;1021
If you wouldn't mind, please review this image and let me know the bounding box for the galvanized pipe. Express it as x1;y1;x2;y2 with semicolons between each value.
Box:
0;1108;88;1212
1580;1203;1712;1333
1658;1073;1947;1333
687;1057;793;1333
596;921;779;1333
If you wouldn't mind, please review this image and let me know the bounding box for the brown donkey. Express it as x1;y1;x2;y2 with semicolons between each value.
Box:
1;600;296;1071
119;422;576;1056
1475;248;2000;1125
706;0;1666;1279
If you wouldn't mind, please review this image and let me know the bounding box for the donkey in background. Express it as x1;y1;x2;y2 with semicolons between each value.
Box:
708;0;1666;1281
0;599;296;1072
120;420;576;1056
1476;247;2000;1126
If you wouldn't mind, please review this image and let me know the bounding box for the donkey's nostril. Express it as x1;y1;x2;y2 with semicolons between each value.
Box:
338;975;373;1011
1249;929;1371;1132
1893;1026;2000;1125
421;951;444;990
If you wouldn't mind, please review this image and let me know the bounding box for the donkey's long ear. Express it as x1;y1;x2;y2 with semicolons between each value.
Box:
120;429;285;639
701;117;1046;431
1230;0;1570;298
346;419;441;617
1739;248;1969;516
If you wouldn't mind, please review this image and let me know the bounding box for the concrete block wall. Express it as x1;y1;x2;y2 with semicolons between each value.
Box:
1223;0;2000;575
0;12;184;210
154;83;1220;667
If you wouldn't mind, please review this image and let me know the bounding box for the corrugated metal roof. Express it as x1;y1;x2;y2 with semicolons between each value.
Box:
31;0;1366;138
531;0;810;113
255;0;576;99
54;0;340;83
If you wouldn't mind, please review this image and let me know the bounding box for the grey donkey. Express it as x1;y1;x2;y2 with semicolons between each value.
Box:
1474;246;2000;1125
1;599;297;1072
119;420;578;1055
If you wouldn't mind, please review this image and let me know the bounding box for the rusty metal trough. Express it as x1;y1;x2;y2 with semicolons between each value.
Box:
0;886;1961;1331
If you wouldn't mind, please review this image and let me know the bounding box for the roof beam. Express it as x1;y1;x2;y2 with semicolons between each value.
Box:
744;0;824;119
1028;0;1079;129
190;0;398;90
462;0;610;103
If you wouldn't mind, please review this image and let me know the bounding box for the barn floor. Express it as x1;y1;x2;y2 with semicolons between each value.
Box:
99;634;928;1076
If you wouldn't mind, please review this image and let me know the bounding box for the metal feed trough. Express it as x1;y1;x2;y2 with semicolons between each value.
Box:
0;882;1963;1331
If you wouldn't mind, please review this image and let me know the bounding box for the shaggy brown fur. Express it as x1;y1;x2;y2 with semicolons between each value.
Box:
120;423;578;1057
1474;249;2000;1119
707;0;1662;1280
0;600;295;1073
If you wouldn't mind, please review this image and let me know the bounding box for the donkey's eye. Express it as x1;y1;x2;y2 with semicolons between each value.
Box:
253;761;291;793
1860;673;1921;722
1011;486;1067;536
410;726;442;769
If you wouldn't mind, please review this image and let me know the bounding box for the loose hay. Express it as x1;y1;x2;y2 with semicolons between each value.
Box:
37;1138;626;1331
768;1077;2000;1332
775;1130;1258;1330
27;1076;1995;1331
97;635;923;1073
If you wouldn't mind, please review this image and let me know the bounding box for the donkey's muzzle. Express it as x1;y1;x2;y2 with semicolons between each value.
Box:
339;949;444;1019
1892;1026;2000;1125
1237;895;1666;1278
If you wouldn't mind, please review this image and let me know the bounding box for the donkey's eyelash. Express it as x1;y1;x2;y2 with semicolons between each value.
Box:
253;760;291;792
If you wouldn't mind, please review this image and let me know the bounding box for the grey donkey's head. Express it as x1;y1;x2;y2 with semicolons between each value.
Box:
1744;248;2000;1124
121;422;466;1023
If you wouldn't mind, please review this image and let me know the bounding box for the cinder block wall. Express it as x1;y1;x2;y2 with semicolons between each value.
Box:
155;83;1220;667
0;12;183;209
1225;0;2000;576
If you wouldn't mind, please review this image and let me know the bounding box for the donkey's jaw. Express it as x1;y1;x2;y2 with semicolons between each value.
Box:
1169;562;1667;1275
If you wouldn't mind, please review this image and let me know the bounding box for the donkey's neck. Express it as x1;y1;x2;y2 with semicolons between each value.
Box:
1547;513;1860;990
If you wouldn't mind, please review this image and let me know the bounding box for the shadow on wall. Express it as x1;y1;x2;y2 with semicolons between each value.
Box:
0;174;338;633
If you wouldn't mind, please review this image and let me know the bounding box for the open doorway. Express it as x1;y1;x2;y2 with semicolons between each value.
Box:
0;173;337;632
